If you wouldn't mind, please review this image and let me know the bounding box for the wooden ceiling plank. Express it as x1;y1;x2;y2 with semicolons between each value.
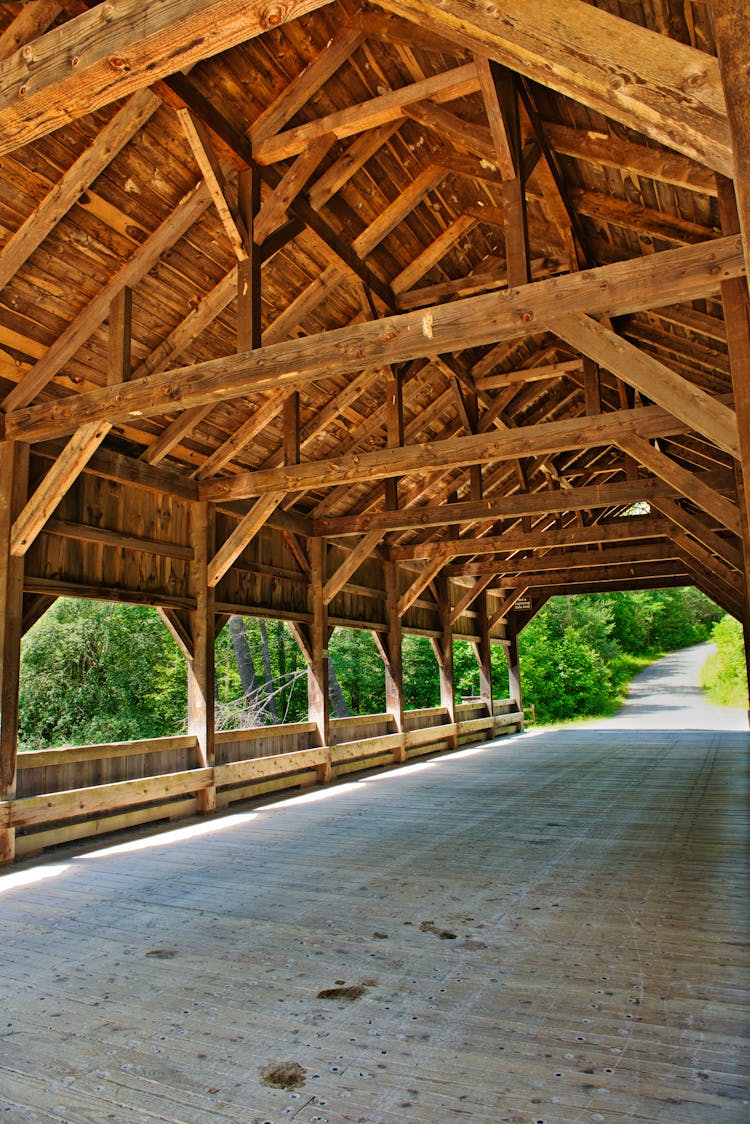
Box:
550;313;739;458
322;530;382;605
0;0;334;154
177;108;248;260
0;88;159;292
380;0;732;175
206;492;285;588
2;180;211;414
252;63;480;164
10;419;110;557
249;24;364;143
544;122;718;197
620;433;741;536
9;234;743;444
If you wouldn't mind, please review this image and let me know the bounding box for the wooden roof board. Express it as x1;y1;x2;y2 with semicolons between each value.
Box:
0;0;745;612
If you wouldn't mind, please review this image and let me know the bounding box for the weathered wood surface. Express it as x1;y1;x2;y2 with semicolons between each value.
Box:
0;674;745;1120
5;235;744;442
380;0;732;174
5;705;521;855
0;0;747;858
0;0;333;153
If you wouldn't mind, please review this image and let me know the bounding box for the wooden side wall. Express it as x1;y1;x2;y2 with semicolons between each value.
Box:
22;462;511;643
5;701;524;860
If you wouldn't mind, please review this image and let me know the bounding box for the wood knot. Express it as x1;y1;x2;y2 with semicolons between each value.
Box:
261;3;287;28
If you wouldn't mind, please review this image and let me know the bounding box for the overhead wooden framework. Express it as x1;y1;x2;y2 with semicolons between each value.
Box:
0;0;749;860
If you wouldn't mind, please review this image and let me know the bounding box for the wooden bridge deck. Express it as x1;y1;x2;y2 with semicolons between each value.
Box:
1;673;748;1121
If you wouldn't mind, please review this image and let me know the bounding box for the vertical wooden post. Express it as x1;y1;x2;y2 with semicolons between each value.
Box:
432;572;457;748
717;175;750;721
237;167;262;351
383;559;405;761
465;388;483;501
309;537;331;778
384;366;404;511
283;391;300;466
0;442;29;863
474;589;493;723
506;617;522;718
108;286;132;383
492;64;531;289
188;500;216;813
583;357;601;415
711;0;750;300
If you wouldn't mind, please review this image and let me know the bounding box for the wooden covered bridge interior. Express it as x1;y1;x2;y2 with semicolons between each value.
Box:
0;0;749;870
1;3;750;1119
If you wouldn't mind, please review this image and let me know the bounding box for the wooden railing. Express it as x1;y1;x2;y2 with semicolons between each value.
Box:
3;701;523;861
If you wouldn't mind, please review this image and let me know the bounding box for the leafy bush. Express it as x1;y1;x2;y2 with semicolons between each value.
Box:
701;615;748;707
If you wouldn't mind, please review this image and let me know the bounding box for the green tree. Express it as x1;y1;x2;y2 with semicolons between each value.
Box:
19;600;186;750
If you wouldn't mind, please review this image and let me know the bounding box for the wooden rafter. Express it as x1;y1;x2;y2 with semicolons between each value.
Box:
2;181;211;413
0;0;333;153
11;421;111;556
550;314;739;458
620;434;741;536
7;235;743;443
380;0;732;175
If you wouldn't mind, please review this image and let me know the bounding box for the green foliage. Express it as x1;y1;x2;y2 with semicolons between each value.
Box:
519;617;613;723
701;615;748;707
518;588;721;725
402;636;440;709
329;628;385;714
17;587;722;750
19;600;186;750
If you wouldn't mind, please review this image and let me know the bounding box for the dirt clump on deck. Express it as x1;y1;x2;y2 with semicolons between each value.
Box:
260;1061;306;1090
316;984;367;1001
420;920;457;939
